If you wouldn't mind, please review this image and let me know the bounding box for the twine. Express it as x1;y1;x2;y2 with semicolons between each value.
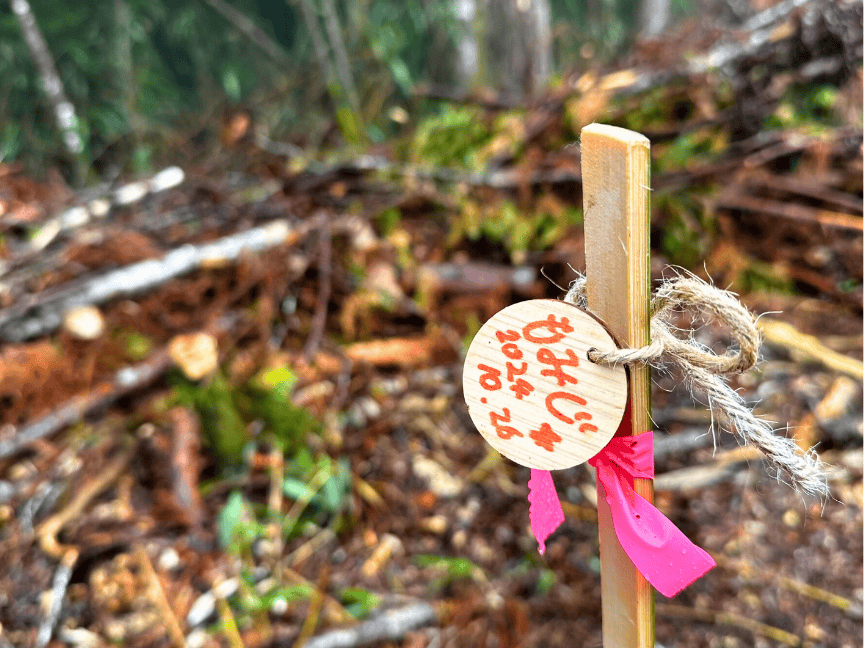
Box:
565;273;828;498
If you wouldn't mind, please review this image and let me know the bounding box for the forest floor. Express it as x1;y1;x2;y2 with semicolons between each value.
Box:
0;3;862;648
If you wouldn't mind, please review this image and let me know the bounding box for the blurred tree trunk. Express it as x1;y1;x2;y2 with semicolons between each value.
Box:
453;0;480;92
639;0;671;38
484;0;551;98
320;0;360;114
114;0;137;159
11;0;84;159
295;0;336;95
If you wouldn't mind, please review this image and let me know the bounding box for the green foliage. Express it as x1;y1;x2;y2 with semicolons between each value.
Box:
411;106;492;171
173;371;249;466
375;206;402;236
765;84;843;130
655;193;712;267
238;583;313;615
172;365;318;468
536;568;556;595
118;329;153;361
282;452;352;532
449;197;583;260
654;127;728;174
340;587;381;619
415;554;485;592
218;490;261;555
740;260;795;294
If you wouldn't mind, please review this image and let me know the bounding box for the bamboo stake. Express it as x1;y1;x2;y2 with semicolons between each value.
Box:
581;124;655;647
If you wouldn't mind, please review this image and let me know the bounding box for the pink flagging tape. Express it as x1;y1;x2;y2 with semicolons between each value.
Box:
588;432;716;597
528;469;565;555
527;432;714;595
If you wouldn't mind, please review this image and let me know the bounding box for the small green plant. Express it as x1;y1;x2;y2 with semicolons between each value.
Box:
340;588;382;619
173;371;249;466
172;365;319;467
282;451;352;536
536;568;556;595
415;555;485;592
447;197;583;260
411;106;492;171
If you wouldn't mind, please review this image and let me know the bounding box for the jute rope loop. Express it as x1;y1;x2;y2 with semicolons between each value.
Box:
565;273;828;499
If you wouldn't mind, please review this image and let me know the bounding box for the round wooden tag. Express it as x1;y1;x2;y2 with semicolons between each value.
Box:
463;300;628;470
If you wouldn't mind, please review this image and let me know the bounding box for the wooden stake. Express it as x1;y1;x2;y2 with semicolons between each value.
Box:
581;124;655;647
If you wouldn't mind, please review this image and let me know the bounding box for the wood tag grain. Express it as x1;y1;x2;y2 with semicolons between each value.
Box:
463;300;628;470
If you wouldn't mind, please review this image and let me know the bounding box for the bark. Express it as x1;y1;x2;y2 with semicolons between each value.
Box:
11;0;83;156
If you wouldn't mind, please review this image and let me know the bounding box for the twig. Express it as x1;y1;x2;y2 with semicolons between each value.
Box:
653;428;716;461
713;554;863;618
303;226;333;362
267;447;285;566
296;1;335;94
746;173;863;215
200;0;285;62
293;565;329;648
214;581;246;648
35;547;78;648
282;566;353;624
759;318;864;379
0;219;296;342
285;528;336;568
656;603;802;646
302;603;438;648
0;351;170;459
36;447;135;557
717;194;863;232
654;446;761;492
136;545;188;648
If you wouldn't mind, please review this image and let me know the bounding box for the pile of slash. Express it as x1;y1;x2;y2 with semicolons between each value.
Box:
0;2;861;647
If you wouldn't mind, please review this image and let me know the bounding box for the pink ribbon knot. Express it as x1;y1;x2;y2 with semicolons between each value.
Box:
529;432;715;597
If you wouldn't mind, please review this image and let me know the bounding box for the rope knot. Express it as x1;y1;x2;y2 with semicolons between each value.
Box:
565;272;827;499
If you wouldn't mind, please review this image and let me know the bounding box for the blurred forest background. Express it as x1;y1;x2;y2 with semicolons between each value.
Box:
0;0;861;647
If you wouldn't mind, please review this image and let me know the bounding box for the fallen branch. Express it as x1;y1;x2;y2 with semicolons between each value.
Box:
717;194;863;232
0;350;170;459
746;173;863;215
344;336;449;367
653;448;759;492
26;166;185;252
759;318;864;379
0;219;297;342
656;603;802;646
302;603;437;648
653;428;716;461
713;553;863;619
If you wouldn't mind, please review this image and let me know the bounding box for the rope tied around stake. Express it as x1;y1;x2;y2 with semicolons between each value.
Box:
564;273;829;499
